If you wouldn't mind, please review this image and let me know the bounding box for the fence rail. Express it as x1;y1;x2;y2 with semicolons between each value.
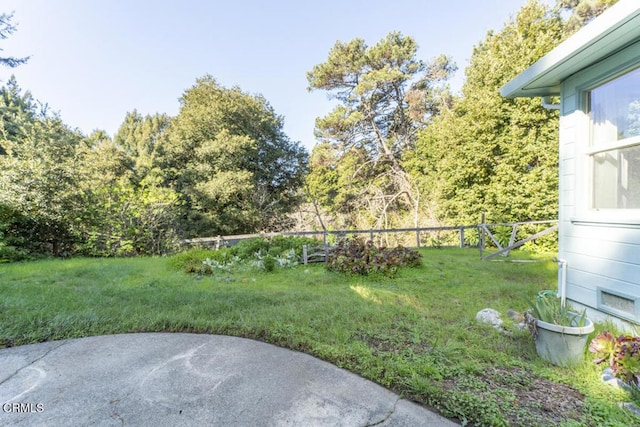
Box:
181;218;559;259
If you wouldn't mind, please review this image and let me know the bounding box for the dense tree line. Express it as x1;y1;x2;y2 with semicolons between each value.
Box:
406;1;564;226
0;0;617;259
306;0;617;235
0;74;307;259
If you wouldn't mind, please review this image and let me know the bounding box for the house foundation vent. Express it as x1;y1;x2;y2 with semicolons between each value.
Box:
598;288;638;320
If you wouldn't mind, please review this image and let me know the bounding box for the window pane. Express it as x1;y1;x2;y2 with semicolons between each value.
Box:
593;145;640;209
590;67;640;146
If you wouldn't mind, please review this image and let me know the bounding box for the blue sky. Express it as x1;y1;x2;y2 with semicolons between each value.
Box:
1;0;554;150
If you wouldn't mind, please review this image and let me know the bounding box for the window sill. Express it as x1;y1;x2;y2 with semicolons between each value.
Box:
571;216;640;228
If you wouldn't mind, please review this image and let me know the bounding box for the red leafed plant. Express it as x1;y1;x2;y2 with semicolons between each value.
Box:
589;332;640;386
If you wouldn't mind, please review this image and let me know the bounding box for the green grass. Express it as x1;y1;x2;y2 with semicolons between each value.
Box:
1;248;638;426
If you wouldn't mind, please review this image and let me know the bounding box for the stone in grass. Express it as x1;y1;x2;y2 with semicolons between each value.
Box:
600;367;640;416
476;308;503;330
507;309;527;330
620;402;640;417
476;308;527;336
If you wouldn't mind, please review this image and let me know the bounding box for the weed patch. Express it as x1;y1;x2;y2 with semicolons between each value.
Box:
326;237;422;277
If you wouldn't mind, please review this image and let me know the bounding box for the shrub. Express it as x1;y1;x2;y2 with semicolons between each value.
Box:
231;238;271;260
230;236;321;260
0;241;29;263
326;237;422;277
276;248;298;269
248;247;299;272
170;236;321;275
269;235;321;257
200;254;242;275
167;248;222;273
262;254;276;272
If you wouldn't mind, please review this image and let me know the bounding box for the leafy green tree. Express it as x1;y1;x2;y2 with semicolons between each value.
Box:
113;110;170;185
306;142;372;228
557;0;619;35
0;79;83;256
74;127;180;256
0;12;29;69
164;76;308;236
0;76;35;154
307;32;456;228
0;80;180;258
408;1;564;226
73;177;180;256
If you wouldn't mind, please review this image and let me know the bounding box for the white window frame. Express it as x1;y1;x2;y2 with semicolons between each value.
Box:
577;64;640;224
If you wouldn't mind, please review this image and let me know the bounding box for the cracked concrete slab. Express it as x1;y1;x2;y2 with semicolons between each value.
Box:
0;333;458;426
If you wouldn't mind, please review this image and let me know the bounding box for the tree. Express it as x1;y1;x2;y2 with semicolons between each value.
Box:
409;1;564;227
307;32;456;228
306;142;371;228
557;0;619;35
0;79;83;256
0;12;29;69
164;76;308;236
72;119;182;256
0;80;180;258
0;76;36;155
113;110;171;185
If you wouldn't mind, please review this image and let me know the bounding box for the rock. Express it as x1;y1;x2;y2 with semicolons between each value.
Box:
620;402;640;417
602;367;616;383
507;309;523;322
476;308;503;329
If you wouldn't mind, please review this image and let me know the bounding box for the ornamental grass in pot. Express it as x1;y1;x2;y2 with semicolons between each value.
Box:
526;290;594;367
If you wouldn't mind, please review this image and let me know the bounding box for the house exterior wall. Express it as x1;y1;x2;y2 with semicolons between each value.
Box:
558;40;640;325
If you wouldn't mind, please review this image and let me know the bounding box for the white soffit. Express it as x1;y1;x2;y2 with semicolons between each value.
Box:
501;0;640;98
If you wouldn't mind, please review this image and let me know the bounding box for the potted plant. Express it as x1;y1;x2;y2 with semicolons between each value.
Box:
526;290;594;366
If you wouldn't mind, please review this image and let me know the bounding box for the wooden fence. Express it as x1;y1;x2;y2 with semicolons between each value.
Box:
477;217;558;260
181;218;559;260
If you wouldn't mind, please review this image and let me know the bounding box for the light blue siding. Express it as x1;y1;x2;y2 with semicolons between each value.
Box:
563;247;640;282
557;42;640;324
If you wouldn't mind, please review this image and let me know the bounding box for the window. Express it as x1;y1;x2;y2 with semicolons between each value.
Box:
588;67;640;210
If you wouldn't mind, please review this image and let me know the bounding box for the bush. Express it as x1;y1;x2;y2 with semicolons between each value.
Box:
231;236;321;260
249;249;297;272
326;237;422;277
167;248;221;273
231;238;271;260
200;254;242;275
169;236;318;275
0;240;29;263
0;203;74;258
269;235;321;257
262;254;276;272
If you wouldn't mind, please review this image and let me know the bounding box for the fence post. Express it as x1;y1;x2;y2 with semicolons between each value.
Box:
459;227;464;248
479;214;485;259
369;229;374;242
505;224;518;257
416;229;421;248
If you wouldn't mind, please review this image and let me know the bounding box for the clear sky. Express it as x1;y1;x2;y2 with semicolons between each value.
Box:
1;0;554;150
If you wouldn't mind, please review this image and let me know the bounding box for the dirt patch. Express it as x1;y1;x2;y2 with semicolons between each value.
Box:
442;366;585;425
353;325;431;354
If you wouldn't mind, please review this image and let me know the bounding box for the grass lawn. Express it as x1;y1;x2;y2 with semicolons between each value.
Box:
1;248;638;426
